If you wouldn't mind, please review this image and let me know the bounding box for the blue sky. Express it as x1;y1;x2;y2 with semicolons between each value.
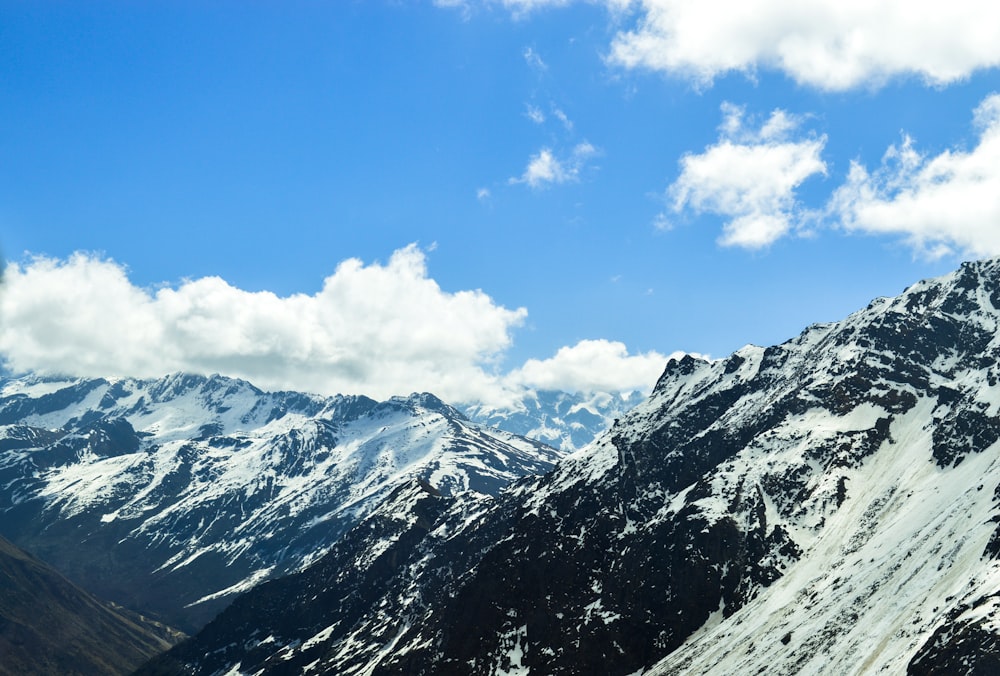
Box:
1;1;999;405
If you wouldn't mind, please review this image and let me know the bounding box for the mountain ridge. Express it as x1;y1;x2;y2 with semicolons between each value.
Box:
138;257;1000;674
0;373;563;631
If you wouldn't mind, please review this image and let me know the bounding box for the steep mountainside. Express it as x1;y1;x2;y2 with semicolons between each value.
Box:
462;389;640;451
0;374;560;631
0;534;180;676
140;258;1000;674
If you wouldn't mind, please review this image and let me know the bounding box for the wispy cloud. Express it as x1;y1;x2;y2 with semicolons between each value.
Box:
552;107;573;131
525;104;546;124
523;46;548;71
668;103;827;248
510;142;599;189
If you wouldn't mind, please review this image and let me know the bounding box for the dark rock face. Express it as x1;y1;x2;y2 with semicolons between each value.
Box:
139;480;457;676
136;257;1000;675
0;373;561;633
909;595;1000;675
0;534;181;676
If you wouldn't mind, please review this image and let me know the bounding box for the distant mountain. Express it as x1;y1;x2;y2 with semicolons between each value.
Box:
139;258;1000;674
0;533;180;676
0;374;561;632
462;388;641;451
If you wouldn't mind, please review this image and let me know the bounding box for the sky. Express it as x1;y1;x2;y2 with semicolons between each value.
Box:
1;1;999;406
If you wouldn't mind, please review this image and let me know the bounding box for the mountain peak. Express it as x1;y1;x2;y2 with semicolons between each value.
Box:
0;373;563;632
136;257;1000;674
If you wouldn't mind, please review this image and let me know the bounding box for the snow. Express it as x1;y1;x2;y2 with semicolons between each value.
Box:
648;395;1000;675
15;262;1000;675
0;376;80;399
0;373;564;615
493;625;529;676
301;623;339;651
187;567;278;607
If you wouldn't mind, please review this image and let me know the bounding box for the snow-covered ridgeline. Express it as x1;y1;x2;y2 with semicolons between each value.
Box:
0;373;561;630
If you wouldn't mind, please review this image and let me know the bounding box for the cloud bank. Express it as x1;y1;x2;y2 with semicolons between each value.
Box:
0;246;671;406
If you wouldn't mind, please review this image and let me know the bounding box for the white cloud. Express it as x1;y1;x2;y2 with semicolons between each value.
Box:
0;247;690;408
668;103;827;248
652;212;672;231
505;339;679;395
552;107;573;131
511;142;599;188
525;104;546;124
609;0;1000;91
830;94;1000;258
492;0;635;16
477;187;492;201
523;46;548;70
441;1;1000;90
0;246;528;404
507;0;577;17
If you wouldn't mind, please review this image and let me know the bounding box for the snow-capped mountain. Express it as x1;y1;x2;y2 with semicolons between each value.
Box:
0;373;561;631
461;388;641;451
141;258;1000;674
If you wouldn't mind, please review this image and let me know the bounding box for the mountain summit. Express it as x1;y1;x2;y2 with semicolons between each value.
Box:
142;258;1000;674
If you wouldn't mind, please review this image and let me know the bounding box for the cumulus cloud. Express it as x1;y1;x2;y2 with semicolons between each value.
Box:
439;1;999;90
0;247;686;407
0;246;529;404
609;0;1000;90
829;94;1000;258
505;339;678;395
510;142;599;188
668;103;827;248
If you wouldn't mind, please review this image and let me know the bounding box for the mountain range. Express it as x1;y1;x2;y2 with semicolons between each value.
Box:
0;375;562;632
138;257;1000;674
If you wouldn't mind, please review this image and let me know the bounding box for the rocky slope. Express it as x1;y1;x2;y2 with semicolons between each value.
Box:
0;374;561;631
139;258;1000;674
0;533;181;676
